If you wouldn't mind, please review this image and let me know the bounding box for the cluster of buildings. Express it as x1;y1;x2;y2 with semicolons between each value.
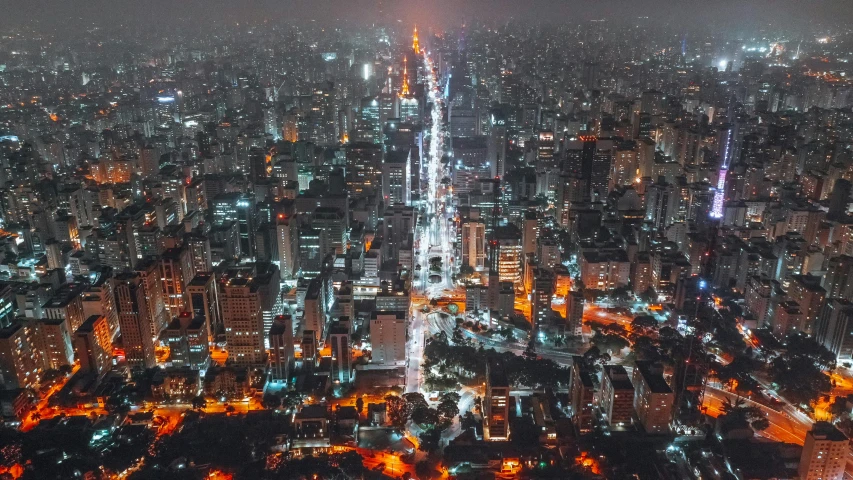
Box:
0;24;433;421
0;9;851;479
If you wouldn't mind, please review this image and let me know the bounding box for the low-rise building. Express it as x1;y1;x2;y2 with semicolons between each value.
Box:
203;366;250;399
151;367;201;401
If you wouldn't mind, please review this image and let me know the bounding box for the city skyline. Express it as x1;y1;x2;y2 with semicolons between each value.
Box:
1;3;853;479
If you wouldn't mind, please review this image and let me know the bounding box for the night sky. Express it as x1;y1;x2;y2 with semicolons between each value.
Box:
2;0;853;30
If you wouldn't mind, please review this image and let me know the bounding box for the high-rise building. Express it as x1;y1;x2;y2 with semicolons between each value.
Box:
34;318;73;371
135;257;169;341
43;282;87;333
532;267;555;334
824;256;853;300
537;236;560;269
786;275;826;335
0;322;41;389
303;276;329;343
276;213;299;280
491;225;523;284
328;322;352;384
269;315;294;384
799;422;848;480
566;290;585;337
298;226;323;279
570;361;597;433
484;359;510;441
312;207;347;257
160;246;195;320
212;193;256;259
582;61;599;90
220;276;266;365
828;178;852;221
460;220;486;270
815;299;853;361
580;250;631;291
521;211;538;258
165;312;209;370
74;315;112;377
600;365;634;428
487;112;507;179
382;205;415;264
369;311;406;366
186;231;213;273
382;150;412;206
114;273;156;369
345;142;382;196
187;272;220;343
80;269;120;341
632;361;674;434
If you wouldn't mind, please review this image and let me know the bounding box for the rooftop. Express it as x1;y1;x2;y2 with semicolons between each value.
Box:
635;361;672;394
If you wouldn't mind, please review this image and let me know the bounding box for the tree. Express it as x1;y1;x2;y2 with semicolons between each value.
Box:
459;265;474;276
771;354;832;405
281;391;302;411
785;333;837;370
262;393;281;409
460;411;478;432
523;338;537;360
768;333;835;405
335;450;366;477
385;394;410;429
191;395;207;410
416;460;440;480
418;426;442;454
590;331;630;354
498;326;515;342
631;315;658;332
436;392;460;428
581;345;611;369
712;354;757;392
405;392;438;427
720;397;770;432
452;326;467;345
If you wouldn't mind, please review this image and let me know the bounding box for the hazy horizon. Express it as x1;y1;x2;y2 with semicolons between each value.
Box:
3;0;853;33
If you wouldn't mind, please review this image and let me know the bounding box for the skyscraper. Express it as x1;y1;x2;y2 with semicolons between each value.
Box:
815;299;853;361
328;322;352;384
487;111;507;180
824;256;853;300
484;359;510;441
269;315;294;384
187;272;221;343
369;311;406;366
164;312;209;370
276;213;299;281
532;267;555;335
114;273;156;369
220;276;265;365
460;219;486;272
73;315;112;377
